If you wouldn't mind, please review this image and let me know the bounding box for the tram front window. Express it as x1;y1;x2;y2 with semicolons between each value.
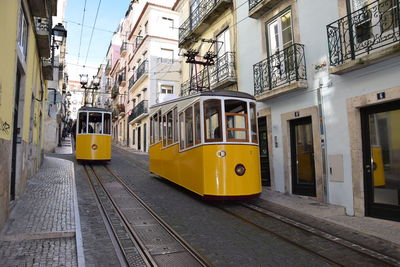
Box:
204;99;222;142
78;112;87;134
88;112;103;134
225;100;248;142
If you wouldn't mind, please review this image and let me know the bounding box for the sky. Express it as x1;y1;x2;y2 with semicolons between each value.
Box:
64;0;131;81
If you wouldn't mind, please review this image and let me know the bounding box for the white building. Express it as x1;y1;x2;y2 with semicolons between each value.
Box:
236;0;400;221
107;0;180;152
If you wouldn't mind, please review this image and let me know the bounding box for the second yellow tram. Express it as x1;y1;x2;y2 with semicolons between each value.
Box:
149;90;262;199
75;107;112;161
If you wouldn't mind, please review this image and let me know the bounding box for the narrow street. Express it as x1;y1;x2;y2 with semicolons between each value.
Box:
44;144;399;266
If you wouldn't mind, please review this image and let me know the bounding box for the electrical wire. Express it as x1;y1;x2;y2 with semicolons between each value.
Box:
77;0;88;65
84;0;102;67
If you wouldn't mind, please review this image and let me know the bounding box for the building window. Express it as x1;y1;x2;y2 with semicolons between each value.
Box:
162;17;174;28
266;10;293;55
160;48;174;63
18;8;28;60
160;85;173;94
144;21;148;34
216;28;230;56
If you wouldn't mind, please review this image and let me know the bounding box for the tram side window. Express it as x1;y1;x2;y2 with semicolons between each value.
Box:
158;111;162;143
78;112;87;134
154;113;159;143
204;99;222;142
163;115;167;147
225;100;248;142
179;112;184;149
194;102;201;144
104;113;111;135
88;112;103;134
150;117;153;144
250;102;258;144
173;107;178;142
185;107;194;148
167;111;173;145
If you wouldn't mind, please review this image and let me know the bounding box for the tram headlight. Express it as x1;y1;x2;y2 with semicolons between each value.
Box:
235;164;246;176
91;144;98;150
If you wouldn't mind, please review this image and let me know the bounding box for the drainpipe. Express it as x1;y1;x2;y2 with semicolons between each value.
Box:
317;79;329;203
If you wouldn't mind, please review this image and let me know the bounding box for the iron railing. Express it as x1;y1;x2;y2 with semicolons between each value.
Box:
327;0;400;66
253;43;307;96
34;17;51;33
179;0;230;43
118;70;126;85
111;84;119;99
249;0;263;11
120;42;128;55
136;60;148;81
128;60;148;89
132;36;144;55
129;100;148;123
180;52;236;96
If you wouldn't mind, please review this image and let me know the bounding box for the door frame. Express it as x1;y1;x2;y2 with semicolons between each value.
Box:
282;106;324;201
290;116;316;197
258;116;271;186
360;100;400;221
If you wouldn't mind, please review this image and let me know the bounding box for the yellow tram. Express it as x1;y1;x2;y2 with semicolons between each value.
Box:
75;107;112;161
149;90;262;199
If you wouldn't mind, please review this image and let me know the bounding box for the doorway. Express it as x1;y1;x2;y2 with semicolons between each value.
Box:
137;126;141;151
290;116;316;197
10;69;22;201
258;117;271;186
143;123;147;152
361;100;400;221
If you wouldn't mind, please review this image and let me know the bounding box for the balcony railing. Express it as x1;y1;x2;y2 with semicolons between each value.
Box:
128;60;149;90
132;36;144;55
120;42;128;56
327;0;400;67
118;71;126;86
117;103;125;114
180;52;236;96
129;100;148;123
179;0;232;45
253;43;307;96
249;0;263;10
111;84;119;99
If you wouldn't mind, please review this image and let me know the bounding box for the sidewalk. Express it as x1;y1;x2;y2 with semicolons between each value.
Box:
0;148;84;266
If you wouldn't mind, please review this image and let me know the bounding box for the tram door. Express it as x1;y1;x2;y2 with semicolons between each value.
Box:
258;117;270;186
361;100;400;221
290;117;316;197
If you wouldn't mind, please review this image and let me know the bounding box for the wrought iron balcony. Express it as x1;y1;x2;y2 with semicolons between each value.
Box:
132;36;144;56
118;70;127;86
34;17;51;58
327;0;400;72
179;0;232;47
117;104;125;115
248;0;280;18
253;43;307;97
136;60;148;81
120;42;128;57
128;60;148;90
106;78;113;90
180;52;236;96
112;108;120;121
129;100;148;123
111;84;119;99
29;0;54;19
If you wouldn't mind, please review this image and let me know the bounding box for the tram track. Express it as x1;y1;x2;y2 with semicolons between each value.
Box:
83;163;209;267
216;202;400;266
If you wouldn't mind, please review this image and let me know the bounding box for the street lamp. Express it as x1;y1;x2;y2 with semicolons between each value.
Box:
51;23;67;65
80;74;100;107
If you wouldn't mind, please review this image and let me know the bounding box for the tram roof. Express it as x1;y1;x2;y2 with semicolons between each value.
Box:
150;90;255;109
78;106;111;112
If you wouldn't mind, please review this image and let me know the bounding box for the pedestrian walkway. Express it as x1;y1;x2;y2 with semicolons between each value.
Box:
55;136;73;154
259;189;400;246
0;155;84;266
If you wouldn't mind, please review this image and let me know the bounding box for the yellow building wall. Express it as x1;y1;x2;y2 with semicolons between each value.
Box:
0;1;19;141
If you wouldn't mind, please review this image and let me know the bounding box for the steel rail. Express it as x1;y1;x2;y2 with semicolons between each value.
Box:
217;202;399;266
102;165;210;267
83;164;153;267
